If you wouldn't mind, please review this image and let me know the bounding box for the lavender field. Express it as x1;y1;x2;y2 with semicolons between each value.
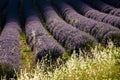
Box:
0;0;120;79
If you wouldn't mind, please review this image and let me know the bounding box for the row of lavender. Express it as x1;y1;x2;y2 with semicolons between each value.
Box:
0;0;120;78
81;0;120;17
0;0;21;78
51;0;120;45
66;0;120;28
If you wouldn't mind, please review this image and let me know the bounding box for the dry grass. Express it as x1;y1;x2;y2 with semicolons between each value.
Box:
17;32;120;80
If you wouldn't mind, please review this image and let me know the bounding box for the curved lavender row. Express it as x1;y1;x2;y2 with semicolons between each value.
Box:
110;9;120;17
85;10;120;29
0;0;21;76
51;0;120;45
101;0;120;8
36;0;96;54
82;0;113;13
66;0;120;29
81;0;120;17
66;0;93;15
23;0;64;61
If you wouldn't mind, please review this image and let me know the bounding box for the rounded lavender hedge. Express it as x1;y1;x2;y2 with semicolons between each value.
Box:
82;0;114;13
66;0;120;29
36;0;97;54
0;0;21;78
81;0;120;17
23;0;64;62
51;0;120;46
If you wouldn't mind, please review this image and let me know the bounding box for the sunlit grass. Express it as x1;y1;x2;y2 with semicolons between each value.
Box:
17;32;120;80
